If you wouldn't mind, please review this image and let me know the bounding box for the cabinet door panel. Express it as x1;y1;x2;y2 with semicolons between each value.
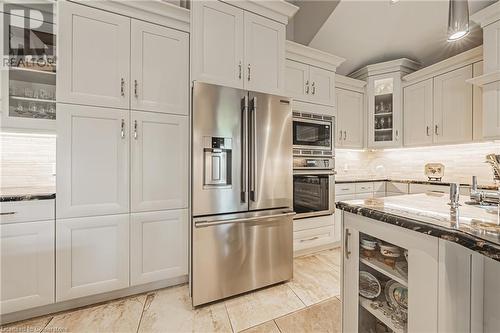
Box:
130;209;188;285
192;1;244;89
57;104;129;218
58;1;130;108
472;61;483;141
342;221;359;333
131;111;188;212
131;20;189;115
403;79;433;146
309;66;335;106
1;221;54;314
433;65;473;144
336;88;364;148
244;12;285;94
285;60;309;101
56;214;129;301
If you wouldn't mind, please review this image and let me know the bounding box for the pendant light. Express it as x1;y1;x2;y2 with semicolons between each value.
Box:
447;0;470;41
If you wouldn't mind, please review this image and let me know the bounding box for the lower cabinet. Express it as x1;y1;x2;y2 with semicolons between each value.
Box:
56;214;129;302
130;209;188;285
343;212;439;333
0;221;54;314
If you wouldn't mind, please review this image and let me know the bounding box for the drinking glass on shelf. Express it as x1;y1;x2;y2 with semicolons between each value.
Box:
39;88;47;99
24;87;34;98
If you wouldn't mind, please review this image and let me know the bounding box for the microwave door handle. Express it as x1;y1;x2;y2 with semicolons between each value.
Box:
241;95;248;203
250;96;257;202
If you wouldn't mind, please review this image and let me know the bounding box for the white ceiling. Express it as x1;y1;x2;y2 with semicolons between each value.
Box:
308;0;497;76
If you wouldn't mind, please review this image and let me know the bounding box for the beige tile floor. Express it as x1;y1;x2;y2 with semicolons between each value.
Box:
1;248;341;333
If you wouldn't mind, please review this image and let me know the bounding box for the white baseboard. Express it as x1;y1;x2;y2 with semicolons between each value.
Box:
1;275;188;325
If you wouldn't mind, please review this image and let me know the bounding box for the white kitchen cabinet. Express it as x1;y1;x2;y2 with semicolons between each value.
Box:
0;220;54;314
473;61;484;141
433;65;473;144
293;225;335;254
285;60;309;101
309;66;335;106
191;0;244;89
244;11;285;94
58;1;130;109
57;104;129;219
403;78;433;146
130;209;188;285
336;88;364;148
192;1;286;94
285;60;335;106
131;20;189;115
56;214;129;301
131;111;188;212
342;212;439;333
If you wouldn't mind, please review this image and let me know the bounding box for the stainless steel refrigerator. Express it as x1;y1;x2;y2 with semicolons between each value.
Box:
191;82;294;306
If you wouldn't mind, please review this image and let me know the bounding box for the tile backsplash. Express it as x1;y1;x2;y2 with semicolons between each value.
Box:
0;132;56;188
336;141;500;185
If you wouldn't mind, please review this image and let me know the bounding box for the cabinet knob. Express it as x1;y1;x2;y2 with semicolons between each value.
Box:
343;131;347;141
311;81;316;95
247;64;251;81
120;78;125;97
238;61;242;80
120;119;125;139
305;80;309;94
134;120;138;140
134;80;138;98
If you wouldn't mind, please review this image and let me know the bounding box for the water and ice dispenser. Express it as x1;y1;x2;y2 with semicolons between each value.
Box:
203;136;232;188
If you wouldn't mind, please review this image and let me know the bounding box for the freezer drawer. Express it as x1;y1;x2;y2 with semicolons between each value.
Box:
192;210;294;306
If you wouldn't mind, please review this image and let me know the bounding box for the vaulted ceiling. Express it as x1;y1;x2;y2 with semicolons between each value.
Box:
294;0;498;75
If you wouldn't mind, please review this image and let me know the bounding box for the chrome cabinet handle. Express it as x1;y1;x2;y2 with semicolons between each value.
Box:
300;236;319;243
426;126;430;136
134;80;138;98
305;80;309;94
247;64;251;81
435;125;439;135
345;228;351;259
0;212;16;216
339;130;343;141
194;212;296;228
395;129;399;141
239;61;242;80
311;82;316;95
120;119;125;138
343;130;347;141
133;120;138;140
120;78;125;96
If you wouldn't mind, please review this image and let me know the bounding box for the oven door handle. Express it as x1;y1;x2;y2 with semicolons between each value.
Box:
293;170;337;176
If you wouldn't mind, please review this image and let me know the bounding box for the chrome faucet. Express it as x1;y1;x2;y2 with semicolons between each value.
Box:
470;175;500;205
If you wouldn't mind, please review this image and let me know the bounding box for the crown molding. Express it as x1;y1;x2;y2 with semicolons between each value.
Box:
471;1;500;28
336;74;366;93
286;40;345;72
222;0;298;25
71;0;190;32
467;70;500;87
403;46;483;84
349;58;421;81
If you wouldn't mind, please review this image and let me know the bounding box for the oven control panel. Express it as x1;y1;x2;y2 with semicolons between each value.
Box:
293;157;334;170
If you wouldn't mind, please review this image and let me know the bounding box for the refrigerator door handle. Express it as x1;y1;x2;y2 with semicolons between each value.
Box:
241;96;248;203
250;96;257;202
194;212;296;228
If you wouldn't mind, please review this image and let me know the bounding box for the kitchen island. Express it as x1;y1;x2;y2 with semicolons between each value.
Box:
337;193;500;333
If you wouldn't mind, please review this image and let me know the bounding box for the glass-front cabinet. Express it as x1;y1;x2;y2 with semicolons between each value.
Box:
367;73;402;148
342;211;439;333
1;3;56;130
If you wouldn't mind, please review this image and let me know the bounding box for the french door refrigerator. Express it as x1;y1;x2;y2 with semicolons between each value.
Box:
191;82;294;306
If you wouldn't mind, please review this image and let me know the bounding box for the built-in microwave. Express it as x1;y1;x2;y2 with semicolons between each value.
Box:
292;112;333;155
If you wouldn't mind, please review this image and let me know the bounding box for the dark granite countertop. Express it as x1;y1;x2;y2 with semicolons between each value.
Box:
337;193;500;262
0;186;56;202
335;177;499;190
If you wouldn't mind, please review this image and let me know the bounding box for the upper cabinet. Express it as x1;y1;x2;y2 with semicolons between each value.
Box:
433;65;473;144
192;1;296;95
335;75;366;149
351;59;420;149
58;2;131;109
285;41;344;107
58;1;189;114
403;47;482;147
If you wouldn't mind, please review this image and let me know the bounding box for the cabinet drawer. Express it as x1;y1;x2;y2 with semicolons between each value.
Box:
355;182;374;193
293;214;334;232
335;183;356;195
386;182;409;194
410;184;450;194
0;199;54;224
294;226;335;252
